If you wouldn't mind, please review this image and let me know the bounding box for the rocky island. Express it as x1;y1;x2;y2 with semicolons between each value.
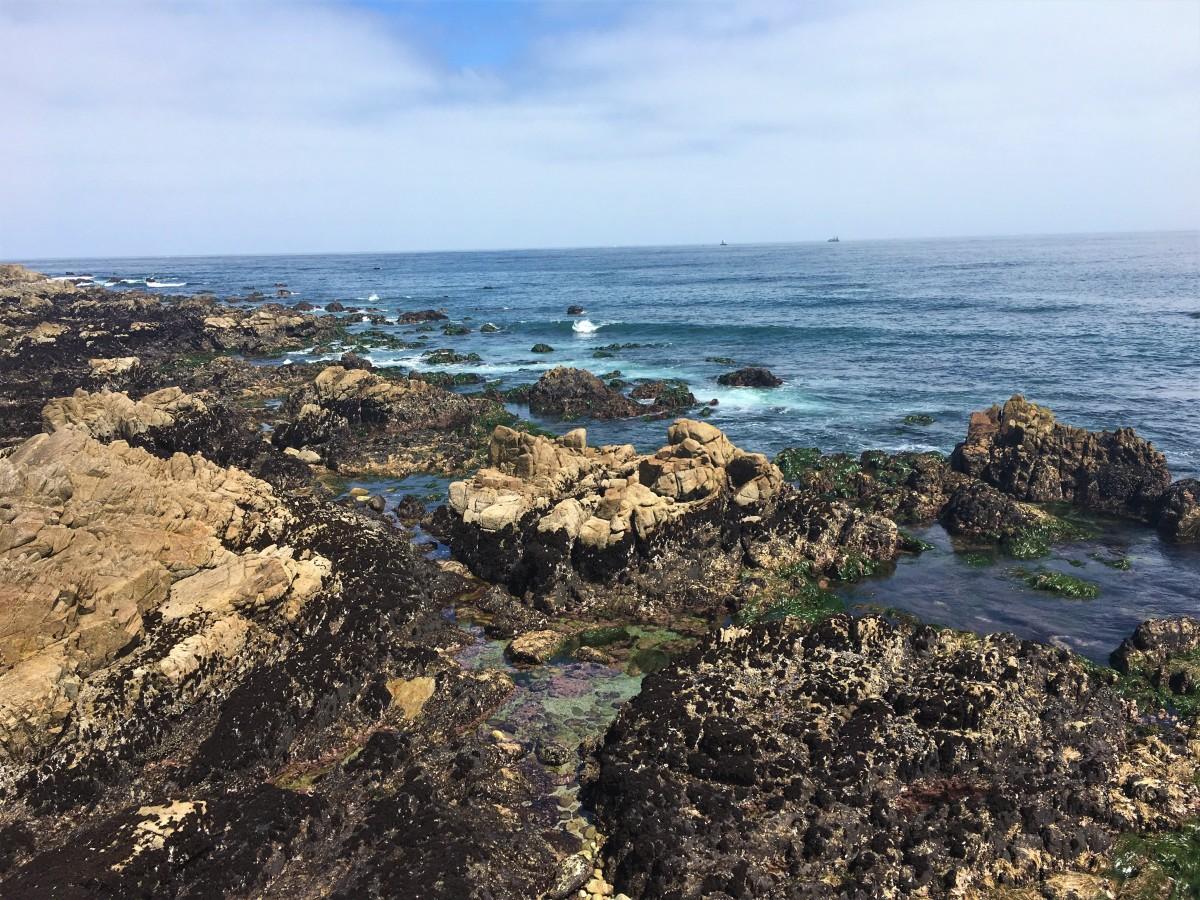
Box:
0;265;1197;899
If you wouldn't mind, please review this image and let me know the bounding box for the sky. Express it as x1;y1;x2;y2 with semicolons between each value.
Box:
2;0;1198;258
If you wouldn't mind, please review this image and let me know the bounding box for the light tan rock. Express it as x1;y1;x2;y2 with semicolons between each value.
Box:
0;426;326;763
42;387;207;443
88;356;140;377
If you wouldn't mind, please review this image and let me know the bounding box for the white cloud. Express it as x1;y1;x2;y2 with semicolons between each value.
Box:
1;0;1197;257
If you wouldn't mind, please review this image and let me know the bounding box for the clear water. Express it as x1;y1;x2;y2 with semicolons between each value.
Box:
24;232;1200;659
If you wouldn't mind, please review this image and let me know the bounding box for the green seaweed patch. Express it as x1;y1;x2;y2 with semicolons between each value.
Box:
736;560;846;624
1001;513;1098;560
705;356;736;366
1018;568;1101;600
902;413;935;426
1115;649;1200;721
835;553;880;582
1089;551;1133;570
898;530;936;554
1111;820;1200;899
773;447;861;499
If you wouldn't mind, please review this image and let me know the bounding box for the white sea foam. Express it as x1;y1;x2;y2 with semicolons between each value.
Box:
146;280;186;288
120;278;143;284
367;293;380;302
572;319;601;334
361;316;371;323
49;275;91;282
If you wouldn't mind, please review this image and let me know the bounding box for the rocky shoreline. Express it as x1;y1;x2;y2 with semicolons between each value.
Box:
0;264;1197;898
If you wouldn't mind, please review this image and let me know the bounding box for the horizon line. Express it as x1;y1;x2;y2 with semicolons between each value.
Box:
11;227;1198;265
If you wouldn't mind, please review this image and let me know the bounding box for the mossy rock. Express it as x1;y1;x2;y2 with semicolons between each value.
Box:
1001;511;1098;560
479;322;501;333
442;323;471;336
530;343;554;353
1110;820;1200;897
903;413;935;426
423;349;482;366
1019;568;1100;599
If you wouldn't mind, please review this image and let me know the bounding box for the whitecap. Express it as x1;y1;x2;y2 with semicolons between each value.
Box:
146;280;186;288
120;278;144;284
367;293;380;302
361;316;370;323
572;319;601;334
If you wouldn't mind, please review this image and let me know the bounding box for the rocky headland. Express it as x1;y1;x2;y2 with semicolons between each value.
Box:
0;264;1197;898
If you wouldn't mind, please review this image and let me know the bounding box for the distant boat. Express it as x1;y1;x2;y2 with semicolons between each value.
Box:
720;240;728;246
827;236;840;243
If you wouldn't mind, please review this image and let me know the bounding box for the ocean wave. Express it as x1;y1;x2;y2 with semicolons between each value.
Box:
146;280;186;288
367;293;380;302
572;319;602;334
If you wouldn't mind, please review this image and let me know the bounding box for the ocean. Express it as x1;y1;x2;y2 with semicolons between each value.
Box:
22;230;1200;659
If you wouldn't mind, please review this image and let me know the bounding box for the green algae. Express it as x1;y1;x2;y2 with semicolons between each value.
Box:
902;413;935;426
1089;551;1133;570
1018;568;1101;599
1001;511;1099;560
1111;820;1200;899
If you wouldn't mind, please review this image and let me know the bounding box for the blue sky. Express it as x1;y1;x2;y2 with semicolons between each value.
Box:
1;0;1197;257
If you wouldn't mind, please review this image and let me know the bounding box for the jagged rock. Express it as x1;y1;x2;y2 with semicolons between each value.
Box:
446;421;896;615
1112;616;1200;693
272;365;500;476
951;395;1171;520
1154;478;1200;543
397;309;447;324
0;426;325;764
716;366;782;388
588;615;1200;899
528;367;643;419
507;630;565;665
42;386;207;443
87;356;140;378
629;379;696;410
939;480;1033;538
566;305;586;316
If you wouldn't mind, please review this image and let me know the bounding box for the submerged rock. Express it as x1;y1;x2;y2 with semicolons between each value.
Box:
716;366;782;388
951;395;1171;520
588;615;1200;899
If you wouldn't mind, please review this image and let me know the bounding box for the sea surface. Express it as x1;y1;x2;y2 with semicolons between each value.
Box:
23;231;1200;659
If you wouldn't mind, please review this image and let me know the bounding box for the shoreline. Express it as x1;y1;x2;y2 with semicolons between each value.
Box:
0;263;1196;898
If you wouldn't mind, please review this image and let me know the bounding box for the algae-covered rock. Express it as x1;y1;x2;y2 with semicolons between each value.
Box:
589;615;1200;899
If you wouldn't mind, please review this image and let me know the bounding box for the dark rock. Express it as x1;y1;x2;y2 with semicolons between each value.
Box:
588;615;1200;898
442;323;470;336
528;367;642;419
1154;478;1200;543
480;322;501;333
326;301;346;312
397;309;448;324
367;494;386;513
339;351;373;370
566;305;585;316
940;480;1033;538
950;395;1171;520
629;379;696;411
535;739;572;767
531;343;554;353
716;366;782;388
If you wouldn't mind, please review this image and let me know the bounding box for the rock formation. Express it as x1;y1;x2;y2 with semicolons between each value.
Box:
272;364;504;476
951;395;1171;520
717;366;782;388
588;614;1200;899
1154;478;1200;543
444;421;898;615
528;367;644;419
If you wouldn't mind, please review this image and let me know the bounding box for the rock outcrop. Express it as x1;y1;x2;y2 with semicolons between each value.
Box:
272;364;503;476
528;367;644;420
716;366;782;388
951;395;1171;520
1154;478;1200;543
588;615;1200;899
0;426;325;765
444;421;898;615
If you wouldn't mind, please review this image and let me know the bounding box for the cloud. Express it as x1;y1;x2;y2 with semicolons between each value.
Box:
1;0;1197;257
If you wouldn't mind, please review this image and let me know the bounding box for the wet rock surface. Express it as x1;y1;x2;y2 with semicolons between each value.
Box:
588;615;1200;899
951;395;1172;521
1154;477;1200;543
716;366;783;388
529;367;645;420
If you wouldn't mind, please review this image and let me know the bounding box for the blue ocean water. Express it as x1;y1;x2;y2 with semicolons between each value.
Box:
23;232;1200;660
27;231;1200;476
